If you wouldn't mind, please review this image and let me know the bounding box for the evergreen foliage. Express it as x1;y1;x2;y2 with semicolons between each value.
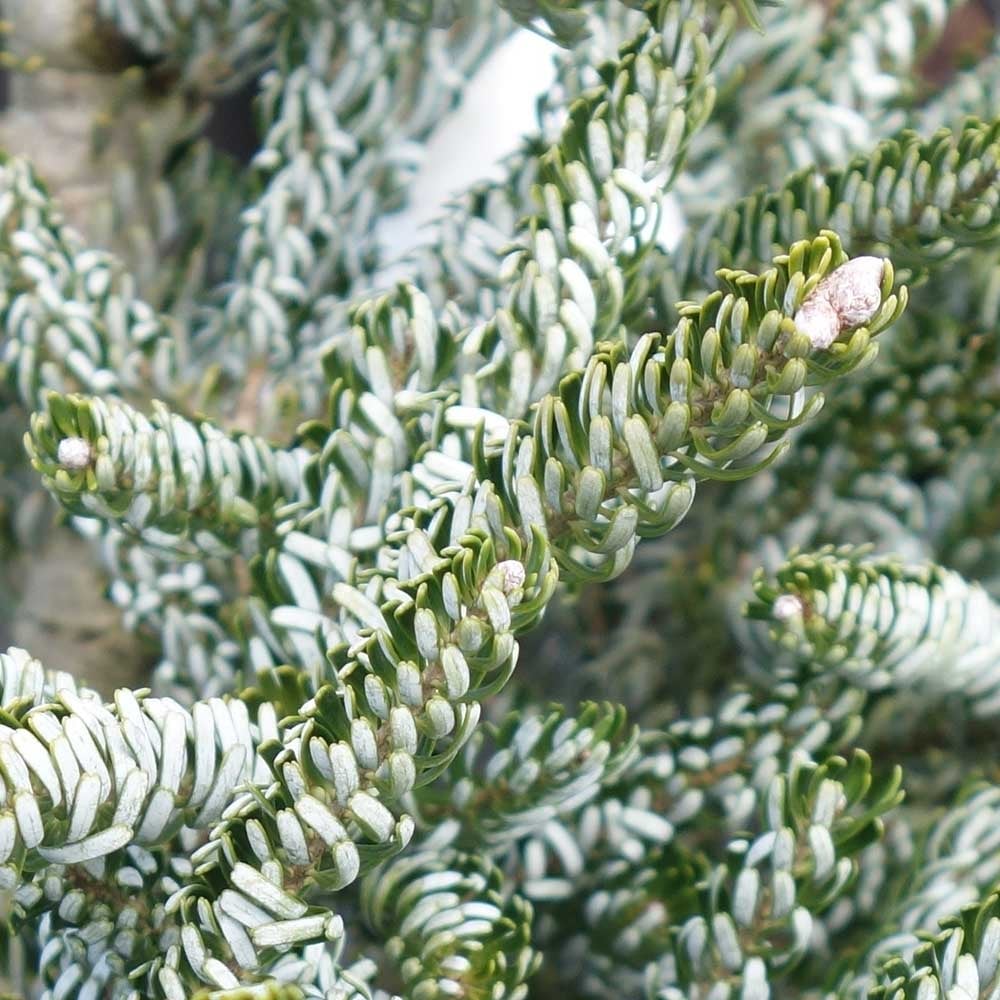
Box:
1;0;1000;997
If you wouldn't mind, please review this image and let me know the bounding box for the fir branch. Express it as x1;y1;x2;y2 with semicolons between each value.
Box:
25;394;308;546
95;525;246;700
512;684;894;997
787;250;1000;486
666;118;1000;311
8;2;995;993
254;0;742;677
840;783;1000;999
496;0;595;45
0;156;186;410
261;232;904;675
458;0;732;419
360;836;538;997
675;0;962;219
22;234;902;991
0;646;275;899
389;0;769;45
408;2;647;319
652;751;902;1000
746;547;1000;716
417;701;639;857
190;3;506;408
7;0;744;712
441;680;869;995
403;232;902;580
29;836;201;1000
866;890;1000;1000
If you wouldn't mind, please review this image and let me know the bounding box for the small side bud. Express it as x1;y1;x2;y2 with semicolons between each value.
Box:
57;437;93;471
495;559;526;594
773;594;805;621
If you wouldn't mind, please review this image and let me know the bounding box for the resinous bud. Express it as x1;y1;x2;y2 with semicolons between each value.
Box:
793;257;885;349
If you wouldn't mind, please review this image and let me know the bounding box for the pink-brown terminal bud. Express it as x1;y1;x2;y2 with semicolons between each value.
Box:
793;256;886;349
